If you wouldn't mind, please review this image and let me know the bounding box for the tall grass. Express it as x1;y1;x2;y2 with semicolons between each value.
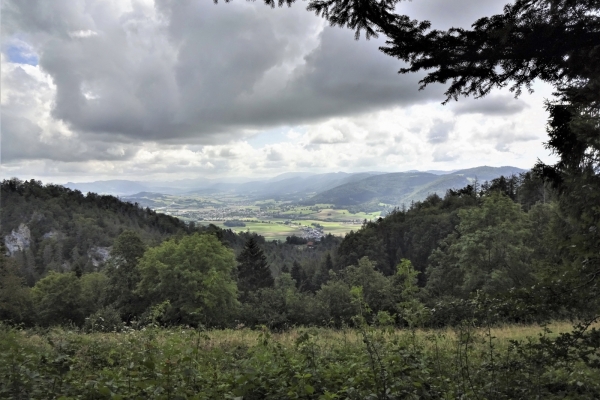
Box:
1;321;599;399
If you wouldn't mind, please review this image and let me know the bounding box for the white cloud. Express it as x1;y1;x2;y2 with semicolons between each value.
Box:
69;29;99;38
0;0;558;182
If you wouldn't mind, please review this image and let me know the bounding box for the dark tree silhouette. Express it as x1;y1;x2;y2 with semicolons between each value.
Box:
291;260;304;290
237;237;274;297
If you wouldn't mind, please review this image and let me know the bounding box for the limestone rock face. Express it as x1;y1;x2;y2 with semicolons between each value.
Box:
88;246;112;267
4;223;31;256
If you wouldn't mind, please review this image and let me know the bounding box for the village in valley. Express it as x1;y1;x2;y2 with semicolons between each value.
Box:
123;192;382;241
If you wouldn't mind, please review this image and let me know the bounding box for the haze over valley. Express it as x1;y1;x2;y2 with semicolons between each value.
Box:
64;165;524;240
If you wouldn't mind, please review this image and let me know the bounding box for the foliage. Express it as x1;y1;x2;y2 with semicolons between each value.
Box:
224;219;246;227
136;233;239;327
342;257;397;318
79;272;108;318
285;235;308;245
237;237;274;299
2;322;599;399
0;178;193;285
31;271;84;326
104;230;146;321
0;250;33;324
427;192;535;299
335;187;479;278
83;306;123;333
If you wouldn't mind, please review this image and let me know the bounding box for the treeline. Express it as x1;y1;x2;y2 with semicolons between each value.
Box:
0;173;597;330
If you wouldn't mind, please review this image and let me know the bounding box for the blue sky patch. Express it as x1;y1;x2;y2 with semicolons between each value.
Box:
5;43;38;66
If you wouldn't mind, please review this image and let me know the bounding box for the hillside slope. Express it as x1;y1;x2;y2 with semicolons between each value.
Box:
305;166;525;207
1;179;192;285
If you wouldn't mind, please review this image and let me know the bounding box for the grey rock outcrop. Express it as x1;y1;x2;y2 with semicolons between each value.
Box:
4;224;31;256
88;246;112;267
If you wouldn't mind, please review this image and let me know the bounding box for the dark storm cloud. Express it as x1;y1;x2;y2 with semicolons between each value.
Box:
2;1;443;143
2;0;516;165
452;94;529;116
237;26;445;125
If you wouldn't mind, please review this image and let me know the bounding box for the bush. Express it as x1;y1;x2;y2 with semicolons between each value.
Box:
84;307;123;332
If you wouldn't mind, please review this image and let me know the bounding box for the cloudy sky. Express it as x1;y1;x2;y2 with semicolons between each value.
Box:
1;0;557;183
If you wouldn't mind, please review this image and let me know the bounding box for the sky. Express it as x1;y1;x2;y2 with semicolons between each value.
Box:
1;0;558;183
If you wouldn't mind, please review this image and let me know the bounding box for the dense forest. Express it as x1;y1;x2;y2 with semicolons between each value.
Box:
1;172;590;330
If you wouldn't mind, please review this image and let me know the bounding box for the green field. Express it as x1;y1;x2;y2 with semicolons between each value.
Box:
313;208;381;221
144;193;384;239
204;218;364;240
205;221;302;241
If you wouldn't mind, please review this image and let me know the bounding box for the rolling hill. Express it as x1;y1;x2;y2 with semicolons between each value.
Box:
304;166;525;207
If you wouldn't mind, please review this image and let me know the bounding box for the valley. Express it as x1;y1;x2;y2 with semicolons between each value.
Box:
116;165;525;240
122;192;382;240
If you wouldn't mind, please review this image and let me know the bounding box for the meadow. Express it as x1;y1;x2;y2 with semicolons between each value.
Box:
129;190;384;240
2;321;599;399
202;205;379;240
207;220;301;241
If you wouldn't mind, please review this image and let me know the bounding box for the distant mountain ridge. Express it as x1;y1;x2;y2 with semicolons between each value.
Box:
304;166;526;207
65;166;525;205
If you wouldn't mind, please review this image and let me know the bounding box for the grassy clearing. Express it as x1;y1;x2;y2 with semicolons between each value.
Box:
186;320;592;349
208;218;361;239
314;208;381;221
2;322;598;399
208;221;301;241
297;219;362;236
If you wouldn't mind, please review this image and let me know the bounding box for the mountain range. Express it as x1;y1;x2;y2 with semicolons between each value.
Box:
303;166;525;207
65;166;525;208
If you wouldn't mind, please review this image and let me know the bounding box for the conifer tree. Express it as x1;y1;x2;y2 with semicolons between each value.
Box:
237;237;273;297
324;253;334;272
290;260;304;290
312;253;335;290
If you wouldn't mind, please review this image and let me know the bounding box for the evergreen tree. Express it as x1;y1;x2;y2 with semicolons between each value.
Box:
237;237;274;297
312;252;335;291
290;260;304;290
324;253;334;272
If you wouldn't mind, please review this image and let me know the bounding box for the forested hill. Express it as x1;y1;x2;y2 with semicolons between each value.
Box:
1;179;194;285
1;178;340;289
304;166;524;208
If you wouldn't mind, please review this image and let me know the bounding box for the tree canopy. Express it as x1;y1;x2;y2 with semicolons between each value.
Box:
136;233;238;326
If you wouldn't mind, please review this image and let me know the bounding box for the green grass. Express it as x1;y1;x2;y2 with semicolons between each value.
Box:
313;208;381;221
297;219;362;236
280;208;318;216
206;221;301;241
207;218;361;239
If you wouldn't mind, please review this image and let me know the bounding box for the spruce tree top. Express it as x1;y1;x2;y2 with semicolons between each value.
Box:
237;237;274;294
